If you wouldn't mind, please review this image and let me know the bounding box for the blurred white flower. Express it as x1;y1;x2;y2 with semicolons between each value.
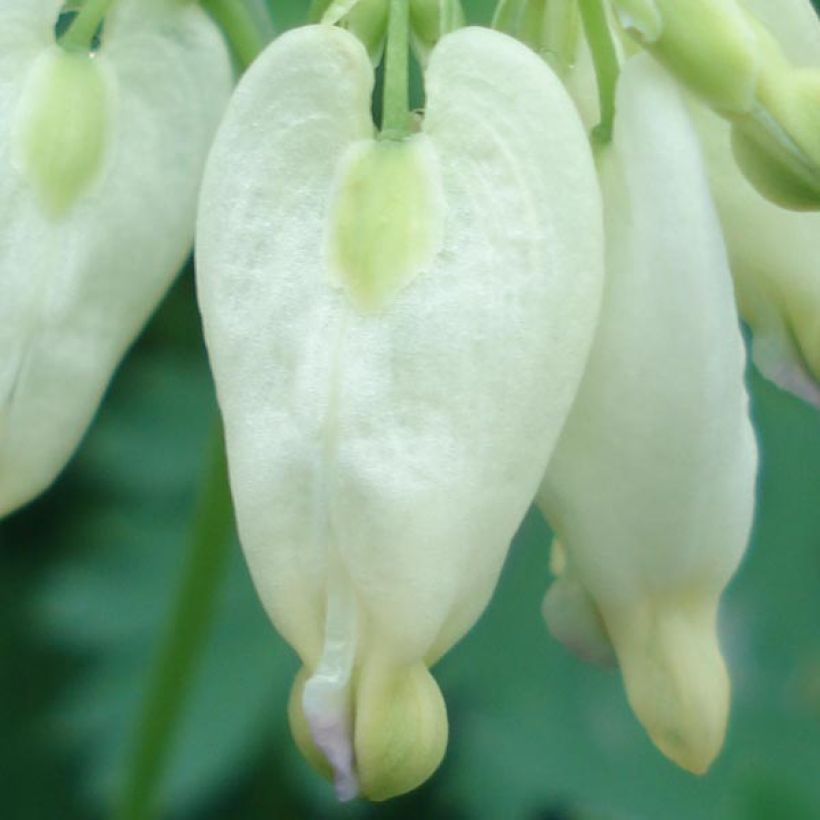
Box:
0;0;232;516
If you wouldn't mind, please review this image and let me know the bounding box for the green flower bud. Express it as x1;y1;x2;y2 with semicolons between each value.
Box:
313;0;389;61
409;0;465;64
612;0;761;113
13;47;110;216
729;19;820;209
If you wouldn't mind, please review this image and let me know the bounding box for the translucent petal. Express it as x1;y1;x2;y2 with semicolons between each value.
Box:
0;1;232;516
197;24;603;798
538;55;758;775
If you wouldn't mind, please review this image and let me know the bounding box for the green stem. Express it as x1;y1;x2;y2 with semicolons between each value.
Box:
115;425;234;820
60;0;116;52
578;0;620;144
381;0;411;138
201;0;271;69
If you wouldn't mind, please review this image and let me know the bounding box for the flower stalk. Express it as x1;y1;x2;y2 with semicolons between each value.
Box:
115;425;234;820
60;0;117;52
381;0;411;137
578;0;620;144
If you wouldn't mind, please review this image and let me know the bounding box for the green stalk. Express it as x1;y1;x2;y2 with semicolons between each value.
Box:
578;0;620;144
381;0;411;139
114;425;234;820
201;0;270;69
60;0;116;52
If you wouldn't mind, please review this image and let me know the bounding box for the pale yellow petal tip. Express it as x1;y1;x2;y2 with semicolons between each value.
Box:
355;661;448;801
288;661;448;802
608;602;731;775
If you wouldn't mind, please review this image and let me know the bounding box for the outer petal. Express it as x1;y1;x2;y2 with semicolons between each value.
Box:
197;24;602;799
0;1;232;516
538;55;758;775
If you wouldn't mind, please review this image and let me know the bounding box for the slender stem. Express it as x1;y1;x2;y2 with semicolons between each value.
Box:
578;0;620;144
381;0;411;138
201;0;271;69
60;0;116;52
115;425;235;820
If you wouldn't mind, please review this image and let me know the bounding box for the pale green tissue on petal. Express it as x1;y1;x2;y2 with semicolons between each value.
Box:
197;24;603;800
13;47;110;216
693;103;820;404
0;0;232;516
327;136;445;313
538;55;757;775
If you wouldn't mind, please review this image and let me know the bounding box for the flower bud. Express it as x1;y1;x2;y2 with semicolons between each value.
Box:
728;5;820;209
410;0;465;64
538;55;757;775
612;0;761;113
692;103;820;405
690;0;820;401
197;24;603;799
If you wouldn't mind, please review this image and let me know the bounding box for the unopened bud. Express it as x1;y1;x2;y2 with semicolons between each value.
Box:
613;0;761;113
410;0;465;64
730;23;820;209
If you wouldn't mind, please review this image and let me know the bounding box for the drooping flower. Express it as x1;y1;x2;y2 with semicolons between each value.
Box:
538;55;758;775
0;0;232;516
196;22;603;800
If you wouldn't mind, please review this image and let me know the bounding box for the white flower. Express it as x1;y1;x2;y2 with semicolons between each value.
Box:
538;55;758;775
196;23;603;800
0;0;232;516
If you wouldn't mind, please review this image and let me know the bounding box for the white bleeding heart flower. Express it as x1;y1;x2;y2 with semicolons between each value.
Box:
0;0;232;516
196;23;603;801
538;55;758;776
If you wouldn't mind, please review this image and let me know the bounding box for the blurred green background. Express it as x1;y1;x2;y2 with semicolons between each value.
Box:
2;1;819;818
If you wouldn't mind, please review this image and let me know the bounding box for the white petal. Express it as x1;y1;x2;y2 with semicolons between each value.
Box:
0;1;232;515
539;54;758;774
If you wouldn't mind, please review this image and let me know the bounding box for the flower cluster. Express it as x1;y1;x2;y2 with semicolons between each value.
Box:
1;0;818;805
